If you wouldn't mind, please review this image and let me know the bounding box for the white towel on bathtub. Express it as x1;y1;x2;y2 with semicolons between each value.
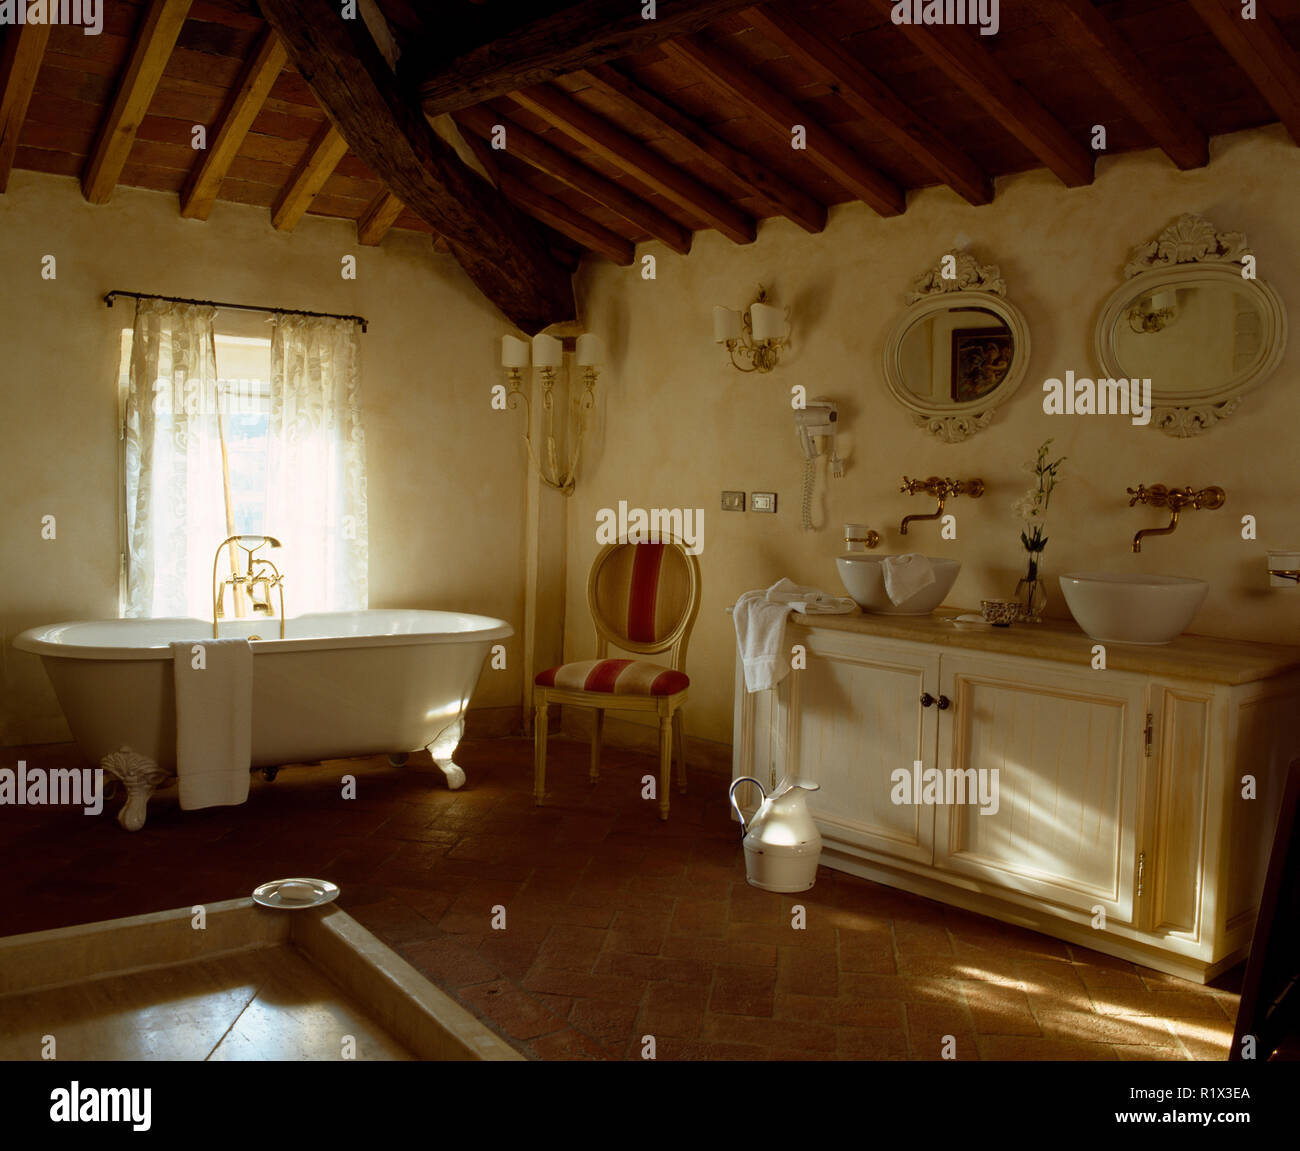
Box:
171;638;253;810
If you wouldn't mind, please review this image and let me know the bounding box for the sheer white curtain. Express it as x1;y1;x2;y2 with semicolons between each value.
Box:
122;299;228;618
265;314;368;612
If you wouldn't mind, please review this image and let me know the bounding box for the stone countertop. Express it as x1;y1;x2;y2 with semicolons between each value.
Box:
782;607;1300;686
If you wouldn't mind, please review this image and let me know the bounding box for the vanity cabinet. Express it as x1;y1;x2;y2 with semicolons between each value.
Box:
732;613;1300;982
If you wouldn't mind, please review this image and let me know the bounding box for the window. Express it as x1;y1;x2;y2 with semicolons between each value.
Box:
118;301;366;622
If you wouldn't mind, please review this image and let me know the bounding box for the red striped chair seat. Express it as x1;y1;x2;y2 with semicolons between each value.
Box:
535;659;689;697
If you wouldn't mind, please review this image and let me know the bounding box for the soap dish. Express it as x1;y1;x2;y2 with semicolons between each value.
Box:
950;614;991;629
252;877;340;910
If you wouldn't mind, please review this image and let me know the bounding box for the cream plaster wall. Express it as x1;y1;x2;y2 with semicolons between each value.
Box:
567;125;1300;747
0;171;525;746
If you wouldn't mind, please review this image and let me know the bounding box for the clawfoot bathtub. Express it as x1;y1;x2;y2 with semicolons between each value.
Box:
14;610;513;830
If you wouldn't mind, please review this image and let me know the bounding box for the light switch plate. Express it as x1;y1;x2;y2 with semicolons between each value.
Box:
751;492;777;513
722;490;745;512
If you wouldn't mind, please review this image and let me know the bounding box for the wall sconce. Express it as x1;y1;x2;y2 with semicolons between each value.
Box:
501;331;603;495
1128;288;1178;334
713;286;789;372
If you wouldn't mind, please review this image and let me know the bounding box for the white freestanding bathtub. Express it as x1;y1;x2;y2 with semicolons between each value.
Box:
13;610;513;831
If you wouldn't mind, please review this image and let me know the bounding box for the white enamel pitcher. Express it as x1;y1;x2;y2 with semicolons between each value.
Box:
728;776;823;893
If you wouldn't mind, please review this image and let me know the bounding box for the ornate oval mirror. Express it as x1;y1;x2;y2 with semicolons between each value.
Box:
883;251;1031;442
1095;215;1286;436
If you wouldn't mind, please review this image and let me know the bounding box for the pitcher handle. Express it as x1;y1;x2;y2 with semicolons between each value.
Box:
728;776;766;835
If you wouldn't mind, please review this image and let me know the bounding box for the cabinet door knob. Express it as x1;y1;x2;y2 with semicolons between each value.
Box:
920;692;935;708
937;694;951;710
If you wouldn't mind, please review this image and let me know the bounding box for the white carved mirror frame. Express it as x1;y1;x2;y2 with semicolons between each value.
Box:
1094;214;1287;437
882;251;1032;443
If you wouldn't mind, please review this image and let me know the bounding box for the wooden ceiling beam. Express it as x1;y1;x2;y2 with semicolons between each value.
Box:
413;0;769;115
356;189;404;245
454;103;693;254
0;21;52;193
1035;0;1207;169
456;124;635;266
660;35;905;216
271;120;350;231
510;83;756;244
83;0;192;204
258;0;575;333
866;0;1094;187
1188;0;1300;145
181;27;287;219
745;5;993;205
578;64;826;234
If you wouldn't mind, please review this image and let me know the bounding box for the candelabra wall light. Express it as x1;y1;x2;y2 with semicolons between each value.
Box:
713;286;790;373
1128;288;1178;334
501;331;603;495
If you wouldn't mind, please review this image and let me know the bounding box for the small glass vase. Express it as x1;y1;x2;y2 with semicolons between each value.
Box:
1016;573;1047;623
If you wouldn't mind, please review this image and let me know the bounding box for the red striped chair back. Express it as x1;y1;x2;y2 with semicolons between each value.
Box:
587;541;701;669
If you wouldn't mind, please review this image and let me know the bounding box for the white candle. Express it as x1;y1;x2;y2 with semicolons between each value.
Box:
501;335;530;368
532;333;563;367
576;333;603;366
713;306;740;343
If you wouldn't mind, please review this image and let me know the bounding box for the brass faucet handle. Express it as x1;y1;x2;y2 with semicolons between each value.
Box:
954;478;985;499
1127;483;1167;507
1193;486;1225;510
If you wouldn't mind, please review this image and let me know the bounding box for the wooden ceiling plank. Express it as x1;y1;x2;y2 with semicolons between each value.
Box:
258;0;575;333
415;0;769;115
745;5;993;205
356;188;405;244
511;82;756;243
454;103;693;254
0;21;53;193
180;27;287;218
451;120;631;264
864;0;1094;187
502;173;637;266
1035;0;1208;169
1188;0;1300;145
82;0;193;204
270;119;350;230
578;63;826;234
660;35;905;217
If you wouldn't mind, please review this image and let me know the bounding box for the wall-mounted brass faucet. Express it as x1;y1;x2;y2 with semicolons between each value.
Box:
899;476;984;535
1127;484;1225;553
212;535;286;639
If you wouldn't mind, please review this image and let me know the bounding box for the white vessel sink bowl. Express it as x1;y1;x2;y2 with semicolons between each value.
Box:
836;555;960;615
1059;572;1208;645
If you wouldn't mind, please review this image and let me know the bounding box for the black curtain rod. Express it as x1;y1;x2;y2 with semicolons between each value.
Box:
104;291;368;334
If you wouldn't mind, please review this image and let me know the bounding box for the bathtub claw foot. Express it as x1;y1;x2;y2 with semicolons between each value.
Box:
435;761;466;790
101;747;168;832
427;715;467;790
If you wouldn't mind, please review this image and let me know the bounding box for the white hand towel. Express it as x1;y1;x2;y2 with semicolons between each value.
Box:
764;578;854;613
172;638;253;811
734;590;794;693
881;553;936;605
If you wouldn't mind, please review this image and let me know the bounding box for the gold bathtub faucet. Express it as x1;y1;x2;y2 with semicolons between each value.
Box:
899;475;984;535
1127;484;1225;553
212;535;286;639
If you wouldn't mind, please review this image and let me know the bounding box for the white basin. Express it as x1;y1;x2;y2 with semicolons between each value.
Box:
836;555;960;615
1058;571;1208;645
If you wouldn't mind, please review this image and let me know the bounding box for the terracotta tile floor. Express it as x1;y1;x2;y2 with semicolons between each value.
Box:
0;737;1246;1061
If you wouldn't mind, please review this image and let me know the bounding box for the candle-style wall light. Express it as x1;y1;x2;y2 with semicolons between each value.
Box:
501;331;603;495
713;285;790;373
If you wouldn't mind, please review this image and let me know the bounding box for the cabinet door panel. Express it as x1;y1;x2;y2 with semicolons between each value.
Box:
934;655;1144;921
794;639;939;865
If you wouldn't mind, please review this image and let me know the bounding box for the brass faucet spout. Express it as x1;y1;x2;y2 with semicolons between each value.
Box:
1132;510;1180;553
900;503;944;536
